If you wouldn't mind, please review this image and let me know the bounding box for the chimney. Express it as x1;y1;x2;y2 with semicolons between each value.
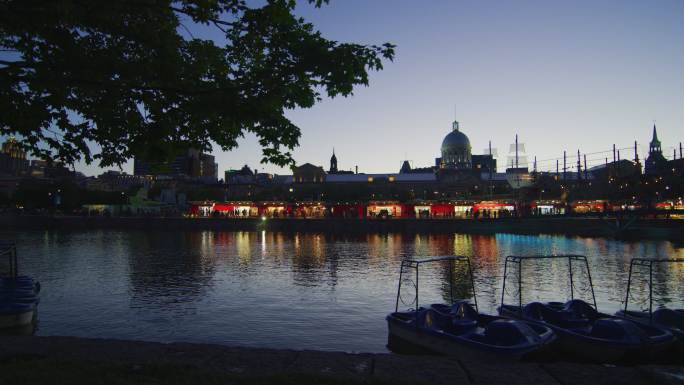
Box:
355;165;358;174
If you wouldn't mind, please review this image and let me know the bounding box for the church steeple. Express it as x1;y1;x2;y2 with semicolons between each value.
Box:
329;148;338;173
645;123;667;175
649;124;661;154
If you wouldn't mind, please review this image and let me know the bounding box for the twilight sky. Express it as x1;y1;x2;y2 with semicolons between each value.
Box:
77;1;684;176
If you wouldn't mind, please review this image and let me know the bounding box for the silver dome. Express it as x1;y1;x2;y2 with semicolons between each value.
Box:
441;130;471;150
440;120;472;170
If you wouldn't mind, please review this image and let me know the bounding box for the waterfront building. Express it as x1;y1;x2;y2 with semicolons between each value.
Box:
588;160;639;180
221;117;515;201
225;165;257;184
398;160;434;174
27;159;74;179
134;149;218;183
293;163;326;183
198;153;219;183
86;170;151;192
0;137;30;176
472;154;496;173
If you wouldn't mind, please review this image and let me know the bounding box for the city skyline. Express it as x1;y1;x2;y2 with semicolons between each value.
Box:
7;0;684;177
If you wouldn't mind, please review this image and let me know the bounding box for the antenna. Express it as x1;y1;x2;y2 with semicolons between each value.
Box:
577;149;582;180
634;141;638;163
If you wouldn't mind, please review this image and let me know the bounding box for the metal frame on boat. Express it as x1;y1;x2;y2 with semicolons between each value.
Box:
395;255;478;314
0;241;40;331
501;255;597;314
498;255;674;363
623;258;684;320
388;256;556;359
0;241;18;278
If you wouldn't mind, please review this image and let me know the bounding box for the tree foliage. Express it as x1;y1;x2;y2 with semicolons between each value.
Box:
0;0;394;167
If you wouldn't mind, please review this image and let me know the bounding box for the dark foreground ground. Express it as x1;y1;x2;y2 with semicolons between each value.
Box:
0;336;682;385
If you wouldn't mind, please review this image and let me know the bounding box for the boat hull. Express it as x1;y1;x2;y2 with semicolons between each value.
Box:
386;316;546;360
0;308;34;329
616;310;684;355
500;304;673;363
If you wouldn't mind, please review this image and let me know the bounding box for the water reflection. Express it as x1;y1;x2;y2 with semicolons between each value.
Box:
127;232;216;312
5;230;683;352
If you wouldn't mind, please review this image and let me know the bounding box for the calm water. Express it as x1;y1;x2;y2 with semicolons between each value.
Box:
3;230;684;352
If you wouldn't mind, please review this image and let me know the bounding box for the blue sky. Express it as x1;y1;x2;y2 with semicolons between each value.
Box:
42;1;684;175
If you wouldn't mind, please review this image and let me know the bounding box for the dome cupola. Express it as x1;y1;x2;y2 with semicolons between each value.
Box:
440;120;472;169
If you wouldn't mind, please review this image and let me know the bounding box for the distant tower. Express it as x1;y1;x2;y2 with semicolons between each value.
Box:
645;124;667;175
329;148;338;173
649;124;662;154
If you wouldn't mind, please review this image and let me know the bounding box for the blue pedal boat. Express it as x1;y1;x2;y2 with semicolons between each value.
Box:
616;258;684;353
0;242;40;329
498;255;674;363
386;256;555;360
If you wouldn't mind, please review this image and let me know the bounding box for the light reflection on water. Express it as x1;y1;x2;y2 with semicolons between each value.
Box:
4;230;684;352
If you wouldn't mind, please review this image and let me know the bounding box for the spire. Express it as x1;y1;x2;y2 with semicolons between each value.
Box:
649;123;662;155
329;148;338;173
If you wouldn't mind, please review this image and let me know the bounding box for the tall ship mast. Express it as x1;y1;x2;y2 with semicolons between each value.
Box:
505;134;533;189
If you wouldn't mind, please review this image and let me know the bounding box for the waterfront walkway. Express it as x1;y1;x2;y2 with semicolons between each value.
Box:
0;336;681;385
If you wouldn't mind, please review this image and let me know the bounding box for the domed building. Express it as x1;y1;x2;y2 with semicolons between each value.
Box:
440;120;472;170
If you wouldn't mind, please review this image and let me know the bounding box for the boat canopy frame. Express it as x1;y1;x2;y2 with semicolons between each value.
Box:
394;256;478;313
501;255;597;315
0;241;18;278
623;258;684;320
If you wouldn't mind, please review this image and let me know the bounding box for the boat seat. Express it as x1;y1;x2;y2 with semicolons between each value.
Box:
420;309;456;333
653;308;684;331
563;299;599;321
449;302;478;333
589;318;644;343
523;302;565;323
484;319;538;346
523;302;592;328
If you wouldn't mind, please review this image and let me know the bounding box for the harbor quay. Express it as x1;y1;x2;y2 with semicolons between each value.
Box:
0;335;682;385
3;214;684;242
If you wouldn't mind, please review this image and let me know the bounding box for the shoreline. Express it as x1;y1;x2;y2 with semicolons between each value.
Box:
2;215;684;242
0;335;681;385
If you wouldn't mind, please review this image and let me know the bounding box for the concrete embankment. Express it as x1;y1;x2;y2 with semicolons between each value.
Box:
0;335;681;385
2;215;684;241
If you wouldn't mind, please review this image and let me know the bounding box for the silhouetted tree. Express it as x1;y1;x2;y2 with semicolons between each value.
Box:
0;0;394;167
